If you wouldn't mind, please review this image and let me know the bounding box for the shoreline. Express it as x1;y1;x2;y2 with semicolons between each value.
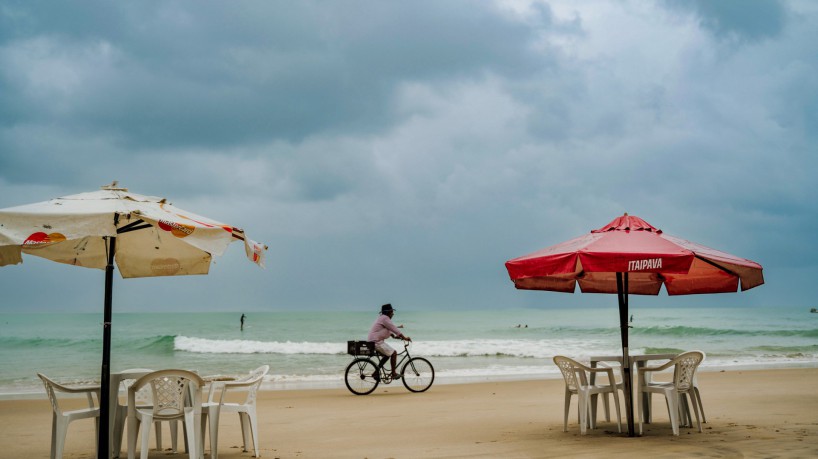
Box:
3;360;818;401
2;368;817;458
4;359;818;400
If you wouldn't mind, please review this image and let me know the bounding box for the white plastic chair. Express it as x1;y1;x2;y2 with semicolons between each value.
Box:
112;369;183;457
203;365;270;458
37;373;101;459
637;350;705;436
553;356;622;435
127;369;205;459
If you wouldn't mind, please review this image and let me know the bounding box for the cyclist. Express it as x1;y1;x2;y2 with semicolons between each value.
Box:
367;303;411;379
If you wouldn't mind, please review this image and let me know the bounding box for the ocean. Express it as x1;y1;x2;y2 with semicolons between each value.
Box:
1;306;816;398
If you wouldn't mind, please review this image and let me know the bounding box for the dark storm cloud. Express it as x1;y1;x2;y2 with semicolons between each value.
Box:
0;1;816;312
666;0;788;41
0;0;549;151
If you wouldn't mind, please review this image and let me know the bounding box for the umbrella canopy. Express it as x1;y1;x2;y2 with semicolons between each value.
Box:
504;213;763;436
505;213;763;295
0;185;266;274
0;183;267;458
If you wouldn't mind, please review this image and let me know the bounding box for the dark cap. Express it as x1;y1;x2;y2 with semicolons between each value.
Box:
380;303;395;314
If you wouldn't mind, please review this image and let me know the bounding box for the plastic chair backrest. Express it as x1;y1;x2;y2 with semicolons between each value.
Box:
245;365;270;382
553;356;588;391
245;365;269;404
672;351;704;391
130;369;204;420
119;369;155;407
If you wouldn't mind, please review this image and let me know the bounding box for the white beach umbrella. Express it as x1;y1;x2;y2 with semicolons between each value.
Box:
0;182;267;459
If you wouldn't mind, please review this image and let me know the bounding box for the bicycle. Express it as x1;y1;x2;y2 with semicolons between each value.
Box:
344;339;435;395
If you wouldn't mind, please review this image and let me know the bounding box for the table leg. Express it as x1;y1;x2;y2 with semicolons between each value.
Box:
636;362;652;424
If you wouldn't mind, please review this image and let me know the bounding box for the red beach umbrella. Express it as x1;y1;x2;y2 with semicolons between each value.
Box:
504;213;763;436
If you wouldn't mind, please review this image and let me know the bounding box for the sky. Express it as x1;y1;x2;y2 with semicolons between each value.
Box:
0;0;816;313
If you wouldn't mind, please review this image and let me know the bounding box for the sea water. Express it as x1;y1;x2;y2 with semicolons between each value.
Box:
1;306;816;397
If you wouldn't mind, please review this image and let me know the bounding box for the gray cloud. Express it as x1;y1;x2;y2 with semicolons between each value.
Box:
666;0;788;41
1;1;816;312
1;0;550;151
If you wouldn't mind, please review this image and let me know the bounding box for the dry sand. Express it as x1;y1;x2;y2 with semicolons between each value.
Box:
1;368;816;458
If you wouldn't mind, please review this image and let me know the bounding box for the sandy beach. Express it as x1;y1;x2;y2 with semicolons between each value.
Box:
1;368;816;459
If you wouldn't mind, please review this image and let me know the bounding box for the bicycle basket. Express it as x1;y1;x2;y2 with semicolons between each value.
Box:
347;340;377;356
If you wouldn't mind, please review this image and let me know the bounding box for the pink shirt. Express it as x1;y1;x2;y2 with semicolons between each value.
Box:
367;314;402;343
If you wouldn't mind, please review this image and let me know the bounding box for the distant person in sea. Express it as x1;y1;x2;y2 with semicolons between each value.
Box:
241;313;246;331
367;303;411;379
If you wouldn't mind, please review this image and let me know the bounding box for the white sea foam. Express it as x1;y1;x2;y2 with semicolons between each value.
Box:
174;336;616;359
174;336;340;354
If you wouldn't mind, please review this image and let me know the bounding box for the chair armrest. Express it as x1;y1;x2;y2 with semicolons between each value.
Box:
597;362;625;382
203;375;239;402
641;359;676;373
49;381;100;395
597;362;622;370
211;376;264;405
586;366;618;385
60;383;100;409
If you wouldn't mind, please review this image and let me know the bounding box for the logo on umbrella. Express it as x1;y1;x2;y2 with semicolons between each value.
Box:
22;232;67;247
158;220;195;238
150;257;182;275
628;258;663;271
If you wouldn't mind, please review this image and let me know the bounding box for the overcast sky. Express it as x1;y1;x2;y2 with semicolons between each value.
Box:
1;0;815;313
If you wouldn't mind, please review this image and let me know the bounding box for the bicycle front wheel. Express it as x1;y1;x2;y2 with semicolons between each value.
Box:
345;358;380;395
401;357;434;393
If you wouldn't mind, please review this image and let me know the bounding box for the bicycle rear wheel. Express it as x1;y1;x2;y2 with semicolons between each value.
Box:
401;357;434;393
345;358;380;395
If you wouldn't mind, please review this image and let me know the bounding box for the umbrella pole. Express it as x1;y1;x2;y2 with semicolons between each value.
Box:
99;235;116;459
617;272;634;437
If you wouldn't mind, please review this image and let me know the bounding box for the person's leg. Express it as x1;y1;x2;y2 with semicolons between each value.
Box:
390;351;398;377
374;342;399;378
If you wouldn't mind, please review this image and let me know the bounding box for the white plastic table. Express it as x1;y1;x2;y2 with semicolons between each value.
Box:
109;369;154;458
589;353;677;429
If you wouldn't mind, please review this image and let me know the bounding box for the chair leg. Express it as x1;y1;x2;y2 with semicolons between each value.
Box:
637;388;645;435
694;386;707;423
182;409;198;459
170;420;179;453
563;390;571;432
54;416;68;459
677;394;691;428
209;407;221;459
141;414;153;459
113;407;126;458
578;392;588;435
94;416;99;458
667;393;680;436
154;421;163;451
49;415;58;459
127;417;139;459
689;391;703;433
240;410;260;456
611;389;622;433
240;412;252;452
588;394;597;430
247;410;260;457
